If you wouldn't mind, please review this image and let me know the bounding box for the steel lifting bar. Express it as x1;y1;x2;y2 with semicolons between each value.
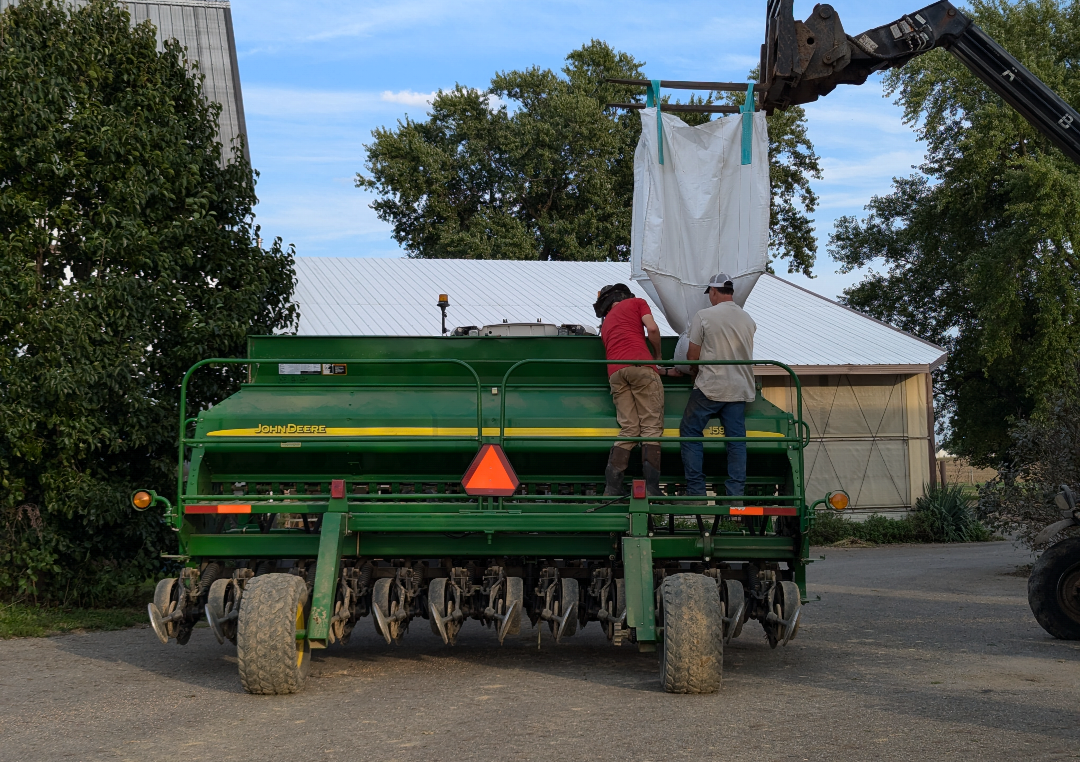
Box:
603;77;760;114
604;78;760;92
177;357;484;527
605;103;741;114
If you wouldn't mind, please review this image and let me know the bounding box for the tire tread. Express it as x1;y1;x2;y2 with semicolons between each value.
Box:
1029;536;1080;640
236;573;309;695
660;573;724;694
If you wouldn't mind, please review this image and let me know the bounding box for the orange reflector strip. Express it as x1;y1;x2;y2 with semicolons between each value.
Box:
461;444;520;497
185;504;252;514
728;506;797;516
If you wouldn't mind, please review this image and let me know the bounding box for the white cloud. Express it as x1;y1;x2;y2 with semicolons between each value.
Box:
381;90;437;106
245;87;380;116
258;190;390;244
818;150;925;185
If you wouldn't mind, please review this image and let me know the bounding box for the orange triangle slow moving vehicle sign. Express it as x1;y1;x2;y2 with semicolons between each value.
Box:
461;444;520;496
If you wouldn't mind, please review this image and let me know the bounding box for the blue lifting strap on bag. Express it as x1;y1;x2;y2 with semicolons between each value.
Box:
647;79;664;165
740;82;754;165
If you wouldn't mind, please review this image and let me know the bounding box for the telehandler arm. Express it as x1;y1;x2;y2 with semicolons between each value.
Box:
760;1;1080;164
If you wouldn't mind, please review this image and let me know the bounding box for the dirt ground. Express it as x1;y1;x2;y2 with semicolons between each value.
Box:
0;542;1077;762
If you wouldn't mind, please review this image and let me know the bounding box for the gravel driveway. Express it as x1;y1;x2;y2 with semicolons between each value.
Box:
0;541;1077;762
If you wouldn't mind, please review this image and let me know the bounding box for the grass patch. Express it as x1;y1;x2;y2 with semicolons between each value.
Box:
809;483;994;546
0;602;147;639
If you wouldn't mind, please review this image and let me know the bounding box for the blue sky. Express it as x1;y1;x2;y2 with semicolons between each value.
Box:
230;0;930;300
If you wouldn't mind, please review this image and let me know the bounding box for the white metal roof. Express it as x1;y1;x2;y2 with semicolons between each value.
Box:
292;258;946;372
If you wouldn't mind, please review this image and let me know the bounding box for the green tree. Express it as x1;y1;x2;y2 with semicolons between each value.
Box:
0;0;297;603
357;42;821;274
828;0;1080;465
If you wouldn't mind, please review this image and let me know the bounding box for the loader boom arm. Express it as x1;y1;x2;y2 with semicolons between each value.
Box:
760;1;1080;164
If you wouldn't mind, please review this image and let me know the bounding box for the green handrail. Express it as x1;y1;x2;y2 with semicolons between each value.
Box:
177;357;484;525
498;357;807;511
498;358;805;445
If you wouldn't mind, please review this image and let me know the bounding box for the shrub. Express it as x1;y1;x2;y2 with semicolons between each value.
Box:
809;485;991;546
913;483;993;542
978;395;1080;549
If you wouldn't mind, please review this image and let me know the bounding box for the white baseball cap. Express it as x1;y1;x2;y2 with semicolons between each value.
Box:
704;273;734;293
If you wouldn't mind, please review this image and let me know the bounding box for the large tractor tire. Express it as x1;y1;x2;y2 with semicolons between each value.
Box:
659;573;724;694
237;574;311;695
1029;536;1080;640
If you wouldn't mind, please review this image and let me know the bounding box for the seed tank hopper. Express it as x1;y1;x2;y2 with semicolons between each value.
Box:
135;333;846;694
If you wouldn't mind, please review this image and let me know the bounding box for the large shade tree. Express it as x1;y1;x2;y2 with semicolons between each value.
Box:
0;0;297;602
829;0;1080;465
358;41;821;275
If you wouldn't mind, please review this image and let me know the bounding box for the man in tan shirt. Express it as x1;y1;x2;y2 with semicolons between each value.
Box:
680;273;757;501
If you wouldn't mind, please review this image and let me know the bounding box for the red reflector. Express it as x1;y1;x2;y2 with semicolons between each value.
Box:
461;444;520;496
632;480;646;499
330;479;345;499
764;507;798;516
729;505;764;515
185;504;252;514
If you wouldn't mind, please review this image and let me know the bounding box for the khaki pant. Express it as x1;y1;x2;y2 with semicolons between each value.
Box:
609;366;664;450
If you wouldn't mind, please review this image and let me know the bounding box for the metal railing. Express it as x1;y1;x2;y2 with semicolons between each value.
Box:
177;357;483;524
177;356;810;517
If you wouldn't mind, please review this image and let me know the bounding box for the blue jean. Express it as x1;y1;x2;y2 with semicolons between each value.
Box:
680;389;746;497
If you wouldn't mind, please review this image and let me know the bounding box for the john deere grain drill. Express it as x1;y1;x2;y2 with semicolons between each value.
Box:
133;333;845;694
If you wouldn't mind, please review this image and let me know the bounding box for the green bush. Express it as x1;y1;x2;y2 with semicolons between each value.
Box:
809;511;918;545
977;394;1080;549
913;483;992;542
809;483;991;545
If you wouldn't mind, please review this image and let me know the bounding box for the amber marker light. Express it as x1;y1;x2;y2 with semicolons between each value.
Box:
132;491;153;511
827;491;850;511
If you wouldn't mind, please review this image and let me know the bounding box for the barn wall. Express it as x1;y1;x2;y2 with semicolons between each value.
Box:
761;373;931;514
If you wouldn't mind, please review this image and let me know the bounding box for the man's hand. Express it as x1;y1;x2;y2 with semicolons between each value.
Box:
642;314;662;361
687;341;701;378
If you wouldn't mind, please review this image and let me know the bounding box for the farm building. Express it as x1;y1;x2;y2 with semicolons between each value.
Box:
291;258;947;516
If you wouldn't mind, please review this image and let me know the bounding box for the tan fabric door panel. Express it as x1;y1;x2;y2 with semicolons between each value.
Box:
805;439;911;509
797;375;906;438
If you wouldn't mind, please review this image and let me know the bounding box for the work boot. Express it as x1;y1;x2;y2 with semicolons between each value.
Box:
641;443;664;498
604;446;632;496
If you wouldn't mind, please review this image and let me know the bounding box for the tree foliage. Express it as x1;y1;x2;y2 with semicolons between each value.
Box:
828;0;1080;465
358;42;821;274
0;0;297;603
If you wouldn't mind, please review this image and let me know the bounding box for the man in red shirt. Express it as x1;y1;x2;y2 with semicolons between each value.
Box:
593;284;674;496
